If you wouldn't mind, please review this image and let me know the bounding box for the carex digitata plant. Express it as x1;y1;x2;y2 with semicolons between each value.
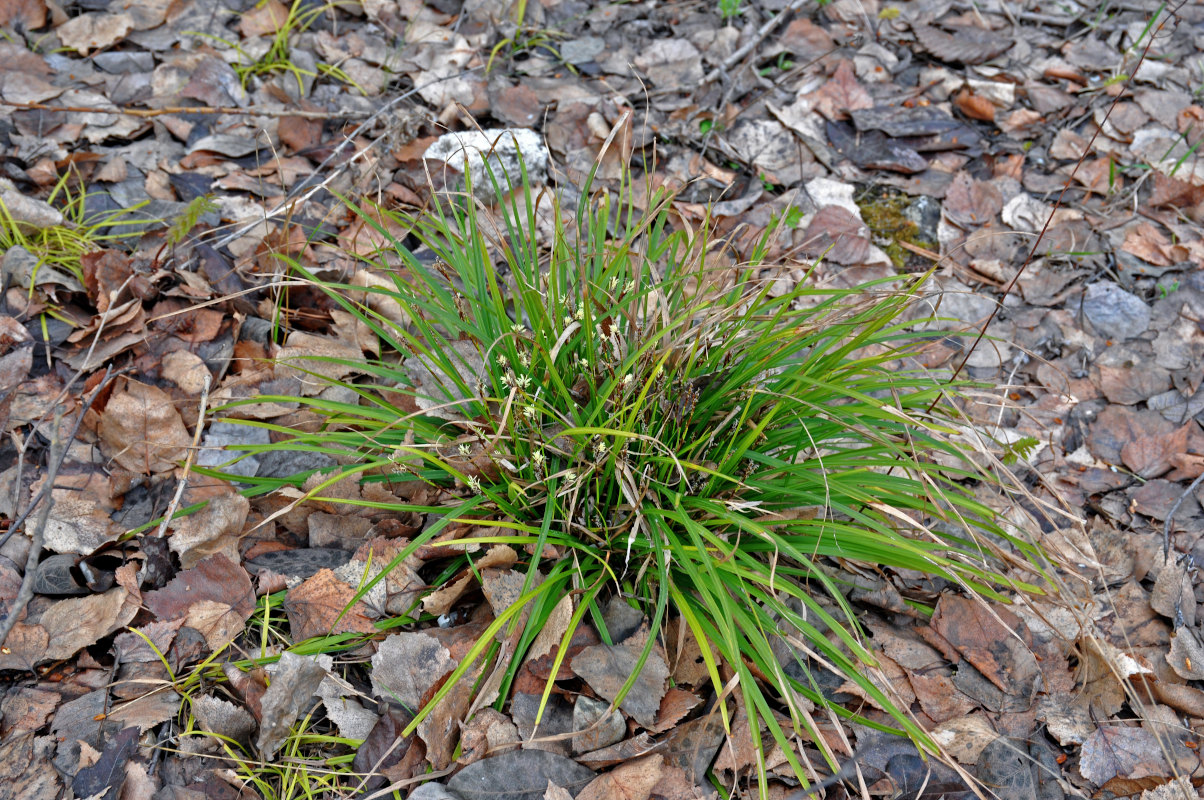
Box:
216;147;1044;796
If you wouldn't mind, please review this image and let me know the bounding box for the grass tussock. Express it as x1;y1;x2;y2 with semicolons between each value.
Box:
214;159;1044;795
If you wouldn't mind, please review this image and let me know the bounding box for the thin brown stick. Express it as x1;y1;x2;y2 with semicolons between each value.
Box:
701;0;809;85
0;100;369;120
935;1;1185;407
206;69;480;250
155;372;213;539
1164;472;1204;558
0;368;119;647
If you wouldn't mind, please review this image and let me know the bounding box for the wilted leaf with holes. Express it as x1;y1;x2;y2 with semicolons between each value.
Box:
370;631;456;710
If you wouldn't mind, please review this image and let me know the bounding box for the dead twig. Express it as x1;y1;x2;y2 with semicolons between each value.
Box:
0;367;117;648
1164;472;1204;558
208;69;479;251
155;372;213;539
0;100;373;120
934;1;1186;410
701;0;809;85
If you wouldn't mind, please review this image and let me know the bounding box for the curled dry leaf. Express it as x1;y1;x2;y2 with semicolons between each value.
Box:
954;88;996;122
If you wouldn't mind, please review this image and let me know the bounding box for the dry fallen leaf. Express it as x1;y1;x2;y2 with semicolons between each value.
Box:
572;642;669;729
257;652;331;756
369;631;457;710
954;88;996;122
283;568;378;641
169;491;248;569
0;585;139;669
99;380;192;474
1079;726;1168;785
56;11;134;55
800;206;872;265
812;60;872;122
575;754;663;800
143;555;255;651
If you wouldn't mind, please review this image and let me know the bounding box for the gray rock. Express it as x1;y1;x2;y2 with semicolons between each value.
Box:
198;421;271;478
1082;280;1150;341
905;195;941;243
559;37;605;65
423;128;548;201
255;448;335;479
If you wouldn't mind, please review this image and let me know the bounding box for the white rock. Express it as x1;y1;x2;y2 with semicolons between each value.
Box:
423;128;548;201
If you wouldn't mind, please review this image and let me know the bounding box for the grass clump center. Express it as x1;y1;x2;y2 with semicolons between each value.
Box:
223;164;1042;795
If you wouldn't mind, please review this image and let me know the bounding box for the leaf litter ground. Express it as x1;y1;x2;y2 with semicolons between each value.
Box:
1;0;1204;798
